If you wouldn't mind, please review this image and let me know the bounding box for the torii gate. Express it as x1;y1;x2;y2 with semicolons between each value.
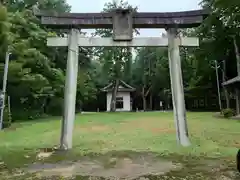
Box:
36;9;208;150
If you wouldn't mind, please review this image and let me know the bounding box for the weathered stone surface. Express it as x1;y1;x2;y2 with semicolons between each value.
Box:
37;9;209;29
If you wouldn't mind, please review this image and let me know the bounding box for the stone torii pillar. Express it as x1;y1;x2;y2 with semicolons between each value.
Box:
60;29;79;150
167;28;190;146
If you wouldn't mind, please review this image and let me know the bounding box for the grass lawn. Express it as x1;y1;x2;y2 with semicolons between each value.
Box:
0;112;240;179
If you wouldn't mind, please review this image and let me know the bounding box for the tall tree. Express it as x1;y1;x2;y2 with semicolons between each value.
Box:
200;0;240;111
0;0;80;120
132;47;170;111
94;0;137;112
0;2;9;54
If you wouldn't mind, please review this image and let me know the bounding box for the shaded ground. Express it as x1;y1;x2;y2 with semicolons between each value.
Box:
27;151;180;179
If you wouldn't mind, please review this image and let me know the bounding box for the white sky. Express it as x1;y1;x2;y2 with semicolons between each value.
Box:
66;0;202;36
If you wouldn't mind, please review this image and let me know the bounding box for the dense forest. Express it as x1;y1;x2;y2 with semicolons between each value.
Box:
0;0;239;123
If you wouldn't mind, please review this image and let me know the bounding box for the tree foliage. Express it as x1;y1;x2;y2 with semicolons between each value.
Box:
0;0;96;120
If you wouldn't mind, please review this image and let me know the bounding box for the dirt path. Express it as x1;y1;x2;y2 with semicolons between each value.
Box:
27;152;180;179
21;151;239;180
1;151;239;179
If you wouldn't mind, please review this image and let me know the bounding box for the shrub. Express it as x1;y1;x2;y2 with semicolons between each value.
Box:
46;97;64;116
221;108;235;118
11;108;46;122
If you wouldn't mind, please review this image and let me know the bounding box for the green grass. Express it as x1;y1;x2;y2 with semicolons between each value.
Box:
0;112;240;179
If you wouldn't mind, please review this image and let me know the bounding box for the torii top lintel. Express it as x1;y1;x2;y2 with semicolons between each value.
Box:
36;9;209;29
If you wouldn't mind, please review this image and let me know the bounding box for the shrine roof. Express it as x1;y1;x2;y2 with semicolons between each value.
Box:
101;80;135;92
222;76;240;87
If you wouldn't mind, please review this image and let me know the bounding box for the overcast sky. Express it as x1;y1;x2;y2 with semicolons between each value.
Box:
66;0;202;36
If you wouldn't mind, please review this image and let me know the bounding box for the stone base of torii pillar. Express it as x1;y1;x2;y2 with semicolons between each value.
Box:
51;28;197;150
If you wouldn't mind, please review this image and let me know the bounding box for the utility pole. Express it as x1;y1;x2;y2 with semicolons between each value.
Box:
0;51;10;130
214;60;222;111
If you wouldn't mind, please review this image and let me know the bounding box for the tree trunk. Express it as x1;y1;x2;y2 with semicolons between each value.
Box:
233;36;240;75
236;89;240;115
165;100;169;110
141;87;147;111
110;79;119;112
43;97;49;114
222;60;230;109
142;86;151;111
233;36;240;114
149;94;153;110
223;88;230;109
143;96;147;111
